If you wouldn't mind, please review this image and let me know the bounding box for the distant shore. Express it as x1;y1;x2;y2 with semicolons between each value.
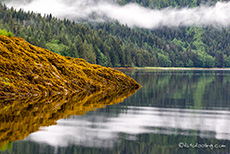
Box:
112;67;230;70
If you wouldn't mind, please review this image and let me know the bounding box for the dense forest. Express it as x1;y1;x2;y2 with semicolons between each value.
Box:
0;0;230;67
118;0;230;8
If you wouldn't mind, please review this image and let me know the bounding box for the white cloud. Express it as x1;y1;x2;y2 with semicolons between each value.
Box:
6;0;230;28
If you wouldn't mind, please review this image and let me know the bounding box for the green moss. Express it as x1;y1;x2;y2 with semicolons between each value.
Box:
0;29;13;37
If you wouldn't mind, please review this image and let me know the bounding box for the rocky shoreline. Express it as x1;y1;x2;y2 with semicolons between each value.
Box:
0;35;140;98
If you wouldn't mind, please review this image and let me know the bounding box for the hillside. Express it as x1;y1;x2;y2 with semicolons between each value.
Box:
118;0;230;8
0;35;140;97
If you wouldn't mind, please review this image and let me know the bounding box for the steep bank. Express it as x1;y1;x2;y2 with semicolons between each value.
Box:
0;35;140;97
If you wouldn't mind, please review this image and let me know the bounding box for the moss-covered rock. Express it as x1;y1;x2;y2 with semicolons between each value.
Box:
0;35;140;97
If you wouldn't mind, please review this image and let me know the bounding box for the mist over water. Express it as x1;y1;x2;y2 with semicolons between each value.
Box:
6;0;230;28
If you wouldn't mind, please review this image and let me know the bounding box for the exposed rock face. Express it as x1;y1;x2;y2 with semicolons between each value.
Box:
0;35;140;97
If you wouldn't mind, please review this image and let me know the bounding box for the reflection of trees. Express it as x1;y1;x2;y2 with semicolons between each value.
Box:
203;75;230;108
124;70;230;109
0;88;138;148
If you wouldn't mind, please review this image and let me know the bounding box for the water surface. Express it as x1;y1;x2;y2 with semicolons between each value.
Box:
1;69;230;154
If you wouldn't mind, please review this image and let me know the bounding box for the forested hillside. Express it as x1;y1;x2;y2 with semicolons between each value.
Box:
118;0;230;8
1;0;230;68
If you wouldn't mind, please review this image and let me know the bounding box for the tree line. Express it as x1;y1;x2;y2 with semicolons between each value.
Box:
118;0;230;8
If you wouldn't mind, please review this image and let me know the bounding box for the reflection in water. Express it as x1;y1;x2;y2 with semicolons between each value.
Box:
28;106;230;148
0;88;138;149
121;69;230;109
1;69;230;154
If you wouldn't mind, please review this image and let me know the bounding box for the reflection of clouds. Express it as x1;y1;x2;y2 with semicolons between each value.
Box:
28;118;117;148
28;106;230;147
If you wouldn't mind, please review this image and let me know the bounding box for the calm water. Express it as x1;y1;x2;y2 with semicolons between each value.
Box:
1;69;230;154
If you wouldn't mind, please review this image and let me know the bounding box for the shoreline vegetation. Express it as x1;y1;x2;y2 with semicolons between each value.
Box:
0;35;140;98
0;29;13;37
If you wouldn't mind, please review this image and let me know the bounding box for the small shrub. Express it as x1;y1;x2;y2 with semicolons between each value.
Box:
0;29;13;37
